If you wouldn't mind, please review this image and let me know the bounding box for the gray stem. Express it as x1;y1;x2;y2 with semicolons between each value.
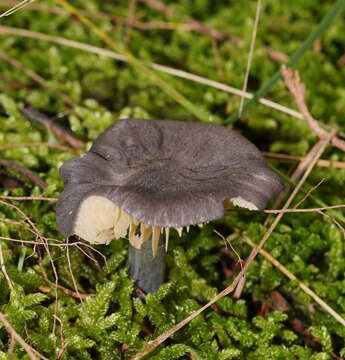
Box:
127;238;166;294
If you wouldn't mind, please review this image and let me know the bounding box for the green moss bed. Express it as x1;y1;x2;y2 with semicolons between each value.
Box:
0;0;345;359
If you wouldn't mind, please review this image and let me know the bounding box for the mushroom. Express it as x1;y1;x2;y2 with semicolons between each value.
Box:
56;118;283;293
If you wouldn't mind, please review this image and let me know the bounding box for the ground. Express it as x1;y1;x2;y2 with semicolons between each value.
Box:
0;0;345;359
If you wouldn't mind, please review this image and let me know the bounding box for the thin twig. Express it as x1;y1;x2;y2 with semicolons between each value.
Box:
0;313;48;360
281;66;345;152
0;0;241;41
0;159;46;189
0;50;77;108
38;261;93;300
0;243;14;290
132;130;336;359
243;235;345;327
0;142;79;154
0;0;34;18
263;151;345;169
267;48;289;64
138;0;241;43
0;25;305;121
21;107;85;149
239;0;262;115
0;195;57;201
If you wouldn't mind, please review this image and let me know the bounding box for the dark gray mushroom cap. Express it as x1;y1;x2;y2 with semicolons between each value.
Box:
56;119;283;237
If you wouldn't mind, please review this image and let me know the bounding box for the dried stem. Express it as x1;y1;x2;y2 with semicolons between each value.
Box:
243;235;345;327
0;50;77;108
0;195;57;201
0;25;305;121
263;151;345;169
0;243;14;290
281;66;345;152
0;159;46;189
132;130;336;359
239;0;262;115
0;142;79;154
21;107;85;149
0;312;48;360
138;0;241;43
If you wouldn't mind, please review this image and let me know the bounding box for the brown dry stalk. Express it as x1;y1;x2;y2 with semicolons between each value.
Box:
0;195;57;201
138;0;241;43
281;66;345;152
243;235;345;327
39;262;93;300
21;107;85;149
263;151;345;169
0;50;77;108
133;130;337;359
267;48;289;64
0;25;304;120
0;142;79;154
0;159;46;189
0;313;48;360
264;141;325;226
0;0;239;40
0;243;13;290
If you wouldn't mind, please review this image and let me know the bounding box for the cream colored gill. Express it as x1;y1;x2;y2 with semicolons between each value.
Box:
73;195;189;255
230;196;258;210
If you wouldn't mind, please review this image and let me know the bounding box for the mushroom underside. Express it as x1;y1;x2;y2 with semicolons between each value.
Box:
71;194;258;255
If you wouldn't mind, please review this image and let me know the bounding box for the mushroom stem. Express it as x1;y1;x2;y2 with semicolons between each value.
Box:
127;237;166;294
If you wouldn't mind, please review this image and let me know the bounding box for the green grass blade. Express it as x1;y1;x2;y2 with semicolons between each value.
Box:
226;0;345;124
53;0;215;123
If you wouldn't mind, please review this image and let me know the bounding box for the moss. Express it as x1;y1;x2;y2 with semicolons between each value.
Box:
0;0;345;358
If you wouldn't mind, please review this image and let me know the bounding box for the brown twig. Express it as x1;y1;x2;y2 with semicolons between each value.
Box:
0;25;304;120
267;48;289;64
137;0;241;43
0;50;77;108
132;130;336;359
21;107;85;149
0;159;46;189
0;243;14;290
0;313;48;360
262;151;345;169
243;234;345;327
38;262;93;300
0;195;57;201
211;39;224;81
0;0;238;39
123;0;137;43
336;54;345;68
0;169;25;189
281;66;345;152
0;141;78;154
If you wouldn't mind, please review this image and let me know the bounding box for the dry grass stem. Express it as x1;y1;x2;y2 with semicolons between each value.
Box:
0;159;46;189
0;0;34;18
239;0;262;115
267;48;289;64
21;107;85;149
0;195;57;201
0;243;14;290
0;50;77;108
263;151;345;169
132;130;337;359
0;142;79;154
0;25;306;121
264;140;326;225
0;312;48;360
39;262;93;300
0;0;240;40
138;0;241;43
243;235;345;327
281;66;345;152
